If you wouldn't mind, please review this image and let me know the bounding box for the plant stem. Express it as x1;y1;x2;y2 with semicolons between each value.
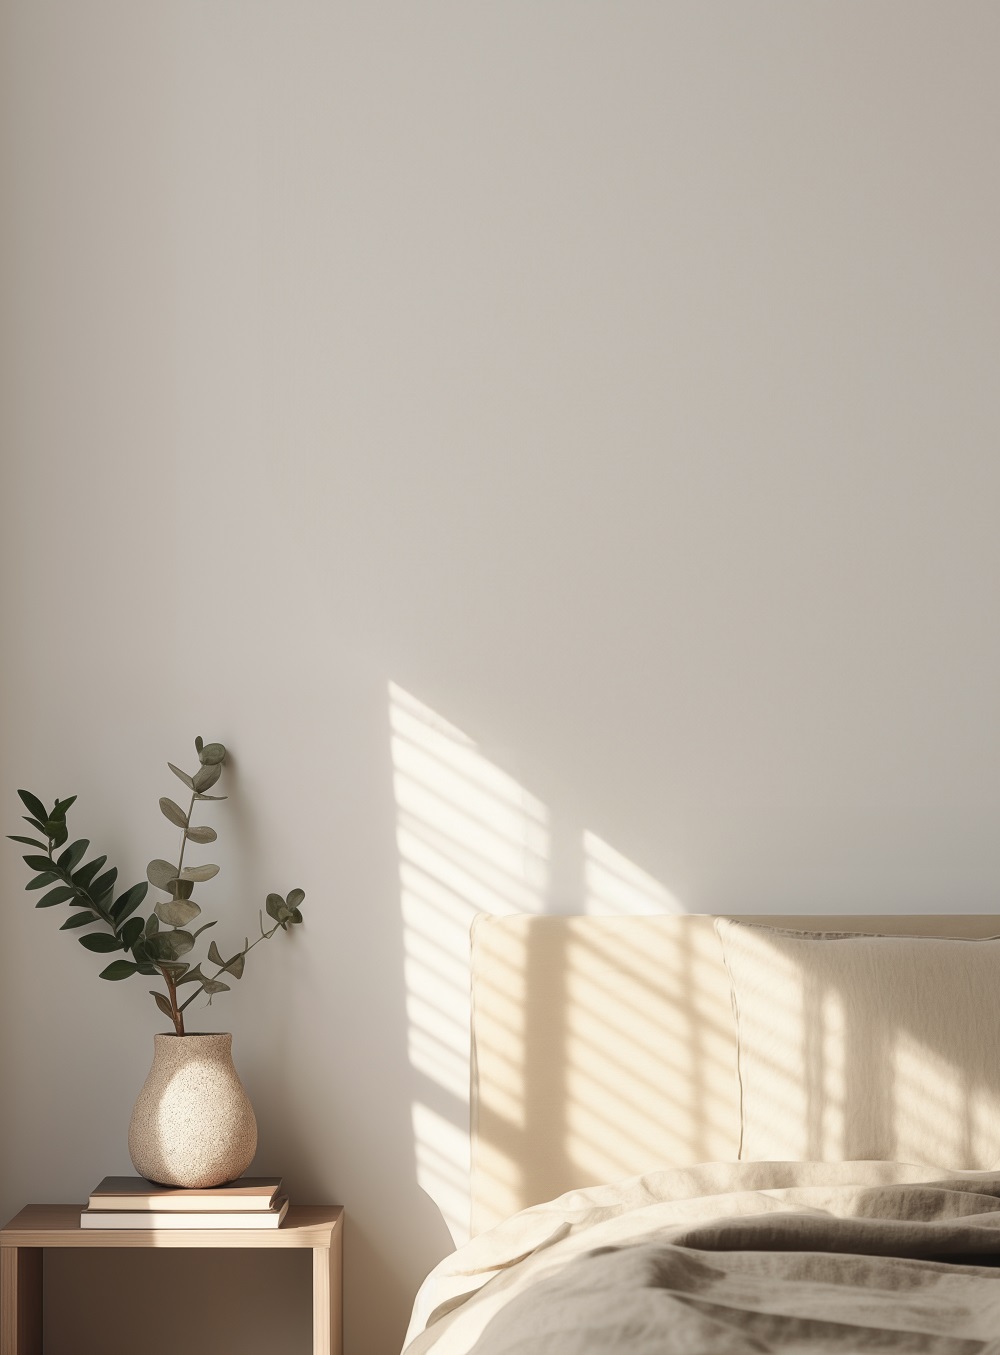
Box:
175;791;197;881
161;966;185;1036
153;791;197;1034
176;921;282;1013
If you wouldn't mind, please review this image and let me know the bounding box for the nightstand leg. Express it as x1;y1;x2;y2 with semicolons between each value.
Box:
1;1246;42;1355
312;1239;342;1355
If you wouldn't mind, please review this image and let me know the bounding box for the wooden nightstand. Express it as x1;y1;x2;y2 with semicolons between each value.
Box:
0;1204;343;1355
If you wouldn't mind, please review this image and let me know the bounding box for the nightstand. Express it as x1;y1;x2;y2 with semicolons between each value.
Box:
0;1204;343;1355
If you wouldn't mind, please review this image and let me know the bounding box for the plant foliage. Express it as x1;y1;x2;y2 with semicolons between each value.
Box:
9;738;304;1035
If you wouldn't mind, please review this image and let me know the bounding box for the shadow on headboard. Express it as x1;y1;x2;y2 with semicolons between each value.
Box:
469;912;1000;1235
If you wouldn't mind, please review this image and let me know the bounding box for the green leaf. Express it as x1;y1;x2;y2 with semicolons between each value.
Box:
192;762;222;792
146;929;195;962
143;913;160;938
159;797;188;829
58;839;89;873
17;790;48;822
50;824;68;849
25;872;59;890
121;916;145;950
286;888;305;909
100;960;138;981
194;793;227;802
52;795;77;818
208;940;225;967
167;762;194;789
73;856;107;887
288;909;303;925
179;864;219;882
136;962;158;976
265;893;284;921
111;882;148;922
194;736;204;755
170;877;194;900
155;898;202;927
198;742;226;767
23;816;48;834
8;835;49;849
184;825;217;844
22;854;54;873
60;911;97;930
90;867;118;901
199;976;230;996
36;885;76;908
177;964;205;986
79;933;124;953
191;920;217;940
147;859;178;891
150;990;174;1018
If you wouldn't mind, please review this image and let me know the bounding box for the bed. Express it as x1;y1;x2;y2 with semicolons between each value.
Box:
402;913;1000;1354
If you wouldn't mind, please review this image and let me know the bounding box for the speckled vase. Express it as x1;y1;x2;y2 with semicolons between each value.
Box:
128;1033;258;1188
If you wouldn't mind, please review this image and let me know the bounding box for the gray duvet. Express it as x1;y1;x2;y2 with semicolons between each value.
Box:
402;1162;1000;1353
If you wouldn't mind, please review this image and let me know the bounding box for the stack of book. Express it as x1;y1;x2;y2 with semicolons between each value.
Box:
80;1176;288;1229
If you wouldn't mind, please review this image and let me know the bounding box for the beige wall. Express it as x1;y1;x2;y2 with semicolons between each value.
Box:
3;3;1000;1352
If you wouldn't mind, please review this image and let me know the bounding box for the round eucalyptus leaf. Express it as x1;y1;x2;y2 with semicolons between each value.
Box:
159;798;188;829
146;929;195;962
147;859;178;891
155;898;202;928
198;742;226;766
179;863;219;882
265;893;283;920
192;762;222;792
185;825;217;844
286;888;305;909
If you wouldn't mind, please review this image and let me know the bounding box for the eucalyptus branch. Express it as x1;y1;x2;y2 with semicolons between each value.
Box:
9;737;305;1034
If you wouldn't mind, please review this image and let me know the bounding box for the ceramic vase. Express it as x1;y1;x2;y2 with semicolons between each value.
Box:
128;1032;258;1187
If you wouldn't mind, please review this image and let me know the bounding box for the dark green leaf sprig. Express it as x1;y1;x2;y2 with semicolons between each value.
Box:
9;737;305;1035
10;791;149;960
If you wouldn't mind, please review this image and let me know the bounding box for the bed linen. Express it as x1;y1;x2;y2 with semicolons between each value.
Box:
402;1161;1000;1354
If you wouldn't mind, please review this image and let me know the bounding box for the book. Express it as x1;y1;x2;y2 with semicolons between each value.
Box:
80;1196;289;1229
87;1176;283;1212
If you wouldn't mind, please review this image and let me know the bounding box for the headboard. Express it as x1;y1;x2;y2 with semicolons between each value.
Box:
469;913;1000;1234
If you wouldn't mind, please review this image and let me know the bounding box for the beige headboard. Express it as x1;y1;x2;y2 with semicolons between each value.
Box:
469;913;1000;1234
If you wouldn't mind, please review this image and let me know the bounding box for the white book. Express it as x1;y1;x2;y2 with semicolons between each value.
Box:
80;1196;289;1229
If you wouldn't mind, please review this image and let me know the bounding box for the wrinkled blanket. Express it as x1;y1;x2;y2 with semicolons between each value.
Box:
402;1162;1000;1354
